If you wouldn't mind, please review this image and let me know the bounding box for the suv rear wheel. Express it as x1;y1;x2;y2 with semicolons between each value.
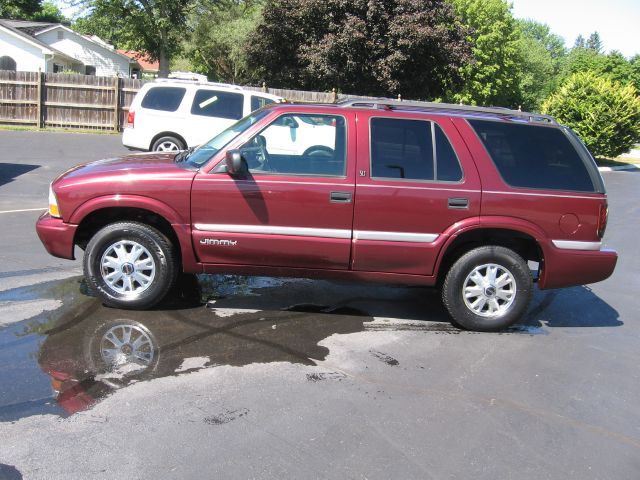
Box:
442;246;533;331
83;222;177;309
152;135;185;152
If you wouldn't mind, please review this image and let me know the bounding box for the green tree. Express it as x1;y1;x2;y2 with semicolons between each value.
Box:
32;1;66;22
0;0;65;22
448;0;523;107
0;0;41;19
542;71;640;158
516;19;566;110
72;0;193;77
573;34;586;49
586;31;603;53
185;0;263;83
246;0;473;99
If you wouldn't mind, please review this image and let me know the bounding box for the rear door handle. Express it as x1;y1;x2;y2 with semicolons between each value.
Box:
448;197;469;209
330;191;352;203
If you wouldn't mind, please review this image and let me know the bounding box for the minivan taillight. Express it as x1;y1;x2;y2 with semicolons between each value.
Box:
597;204;608;239
127;110;135;128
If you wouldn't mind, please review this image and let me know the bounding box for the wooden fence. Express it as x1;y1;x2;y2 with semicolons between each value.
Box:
0;70;381;131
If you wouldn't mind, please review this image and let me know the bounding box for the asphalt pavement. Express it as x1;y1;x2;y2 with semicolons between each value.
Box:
0;130;638;480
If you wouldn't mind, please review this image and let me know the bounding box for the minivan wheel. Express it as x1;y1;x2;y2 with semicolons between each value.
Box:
152;136;184;152
83;222;177;309
442;246;533;332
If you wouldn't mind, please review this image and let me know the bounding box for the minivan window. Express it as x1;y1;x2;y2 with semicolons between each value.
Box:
469;120;595;192
191;90;243;120
141;87;186;112
251;95;275;111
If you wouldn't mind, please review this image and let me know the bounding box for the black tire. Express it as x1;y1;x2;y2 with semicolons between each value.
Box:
151;135;185;152
442;246;533;332
83;222;177;309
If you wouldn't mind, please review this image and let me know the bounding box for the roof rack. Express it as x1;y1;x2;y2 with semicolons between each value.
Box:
153;78;244;91
338;98;556;124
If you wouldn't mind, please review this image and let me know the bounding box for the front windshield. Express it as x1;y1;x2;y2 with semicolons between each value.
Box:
184;109;271;167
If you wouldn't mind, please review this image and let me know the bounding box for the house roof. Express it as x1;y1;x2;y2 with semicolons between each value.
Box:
117;50;159;72
0;19;139;68
0;19;56;54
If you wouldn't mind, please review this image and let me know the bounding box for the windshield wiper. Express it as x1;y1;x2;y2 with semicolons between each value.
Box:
174;146;196;163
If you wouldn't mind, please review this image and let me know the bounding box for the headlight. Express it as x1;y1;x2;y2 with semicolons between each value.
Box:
48;183;61;218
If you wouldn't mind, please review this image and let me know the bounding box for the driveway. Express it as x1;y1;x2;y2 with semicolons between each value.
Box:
0;131;638;479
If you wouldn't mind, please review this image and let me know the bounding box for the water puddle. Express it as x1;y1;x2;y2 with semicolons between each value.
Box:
0;273;553;422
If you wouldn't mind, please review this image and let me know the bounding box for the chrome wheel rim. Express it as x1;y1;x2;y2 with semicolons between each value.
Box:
156;141;180;152
462;263;517;318
100;324;155;367
100;240;156;296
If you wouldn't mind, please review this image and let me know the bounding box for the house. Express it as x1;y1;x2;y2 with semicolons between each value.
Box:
117;50;159;78
0;19;140;76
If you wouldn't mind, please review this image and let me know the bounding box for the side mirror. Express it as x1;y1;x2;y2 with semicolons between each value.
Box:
225;149;245;176
283;117;299;129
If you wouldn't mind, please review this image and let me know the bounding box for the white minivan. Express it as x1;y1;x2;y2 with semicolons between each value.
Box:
122;79;284;151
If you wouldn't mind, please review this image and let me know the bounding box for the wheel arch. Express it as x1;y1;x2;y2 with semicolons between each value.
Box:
150;131;187;151
435;225;545;285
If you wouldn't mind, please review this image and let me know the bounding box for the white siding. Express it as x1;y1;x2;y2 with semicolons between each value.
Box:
0;29;46;72
37;28;132;76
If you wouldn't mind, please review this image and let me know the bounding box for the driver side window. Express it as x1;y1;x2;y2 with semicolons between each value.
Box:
239;114;347;177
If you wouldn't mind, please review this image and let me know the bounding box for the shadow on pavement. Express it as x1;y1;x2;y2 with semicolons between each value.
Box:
0;163;40;189
0;464;23;480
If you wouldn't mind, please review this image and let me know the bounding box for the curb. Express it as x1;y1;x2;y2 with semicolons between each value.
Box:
598;164;640;172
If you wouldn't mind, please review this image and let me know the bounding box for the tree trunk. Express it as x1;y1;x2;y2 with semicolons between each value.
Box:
158;43;169;78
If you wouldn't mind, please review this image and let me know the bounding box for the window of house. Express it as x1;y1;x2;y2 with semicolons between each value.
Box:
85;65;96;76
191;90;244;120
0;56;16;71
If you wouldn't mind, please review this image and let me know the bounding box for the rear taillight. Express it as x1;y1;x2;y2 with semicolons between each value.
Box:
597;204;608;239
127;110;135;128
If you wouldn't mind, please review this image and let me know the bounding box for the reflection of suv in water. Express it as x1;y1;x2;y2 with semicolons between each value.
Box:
122;79;283;152
37;99;617;331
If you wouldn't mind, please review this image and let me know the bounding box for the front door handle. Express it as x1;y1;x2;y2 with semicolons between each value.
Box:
448;197;469;209
330;191;352;203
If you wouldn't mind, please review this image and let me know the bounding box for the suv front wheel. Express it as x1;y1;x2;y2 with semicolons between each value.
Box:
442;246;533;331
83;222;177;309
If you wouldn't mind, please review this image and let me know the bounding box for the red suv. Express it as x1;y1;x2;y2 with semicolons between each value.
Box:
36;100;617;331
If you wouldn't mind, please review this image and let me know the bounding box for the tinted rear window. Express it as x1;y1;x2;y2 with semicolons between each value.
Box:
191;90;243;120
251;95;275;111
141;87;186;112
370;118;462;182
469;120;595;192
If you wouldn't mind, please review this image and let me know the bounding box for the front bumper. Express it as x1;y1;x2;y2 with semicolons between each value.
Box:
538;244;618;289
36;212;77;260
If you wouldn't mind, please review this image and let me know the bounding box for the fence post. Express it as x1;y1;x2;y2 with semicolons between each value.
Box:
397;93;402;101
262;81;267;93
36;68;43;129
332;88;337;103
113;76;120;132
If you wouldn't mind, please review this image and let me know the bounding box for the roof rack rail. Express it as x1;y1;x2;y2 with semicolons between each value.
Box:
338;98;556;124
153;78;244;91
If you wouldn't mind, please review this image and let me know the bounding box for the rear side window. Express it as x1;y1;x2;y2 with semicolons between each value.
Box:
251;95;275;111
191;90;243;120
141;87;186;112
370;118;462;182
469;120;595;192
